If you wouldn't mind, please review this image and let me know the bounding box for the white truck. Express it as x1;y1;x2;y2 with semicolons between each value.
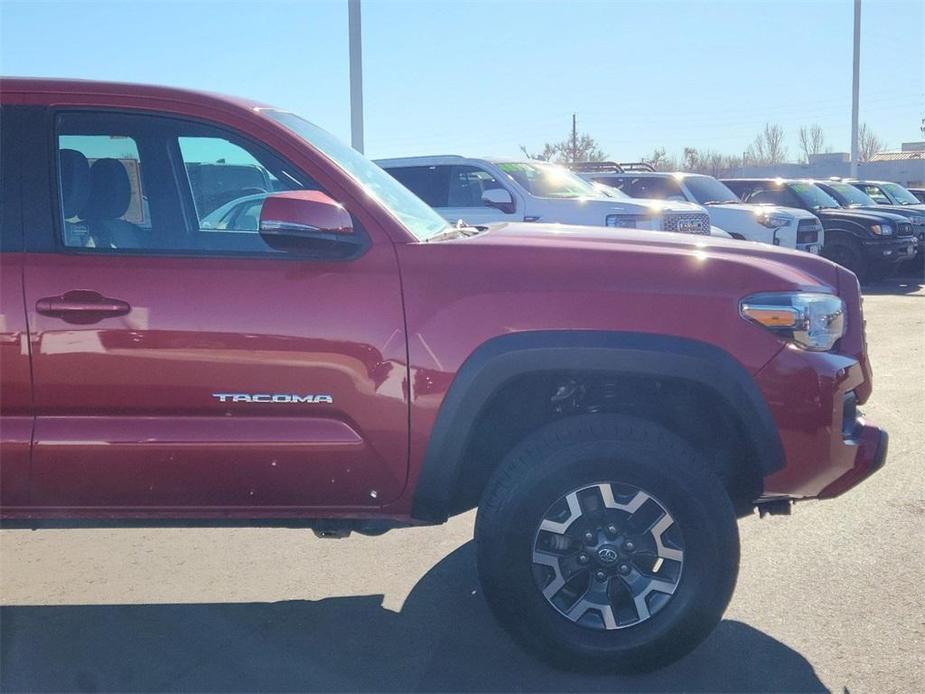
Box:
376;156;717;235
572;163;824;253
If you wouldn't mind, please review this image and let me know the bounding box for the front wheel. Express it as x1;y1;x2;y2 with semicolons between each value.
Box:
475;414;740;673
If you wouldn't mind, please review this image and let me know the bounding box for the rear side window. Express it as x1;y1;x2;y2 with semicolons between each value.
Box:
447;166;507;207
621;176;685;200
54;112;322;255
57;134;150;247
385;165;450;207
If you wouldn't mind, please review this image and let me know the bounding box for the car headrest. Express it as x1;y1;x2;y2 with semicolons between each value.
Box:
59;149;90;218
81;158;132;220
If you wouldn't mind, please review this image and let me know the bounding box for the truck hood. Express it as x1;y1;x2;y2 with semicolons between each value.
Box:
460;222;839;288
814;207;911;225
846;204;925;222
576;196;705;216
708;202;817;221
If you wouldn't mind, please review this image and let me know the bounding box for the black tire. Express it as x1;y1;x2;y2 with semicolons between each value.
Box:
823;238;867;280
475;414;739;673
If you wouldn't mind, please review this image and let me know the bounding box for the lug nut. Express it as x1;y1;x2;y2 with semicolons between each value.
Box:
624;541;635;552
607;524;618;535
578;553;589;564
618;563;631;575
595;571;607;582
584;531;595;543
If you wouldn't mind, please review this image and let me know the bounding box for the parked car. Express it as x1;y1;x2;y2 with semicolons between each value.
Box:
1;78;888;673
376;155;714;235
722;178;917;279
572;163;824;253
844;179;925;210
813;180;925;261
906;187;925;204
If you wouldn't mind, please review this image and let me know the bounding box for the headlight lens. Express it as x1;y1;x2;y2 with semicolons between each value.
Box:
910;215;925;227
757;212;791;229
606;214;639;228
870;223;893;236
740;292;845;351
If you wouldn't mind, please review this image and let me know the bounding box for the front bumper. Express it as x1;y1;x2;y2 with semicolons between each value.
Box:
862;236;918;264
756;346;887;500
816;423;888;499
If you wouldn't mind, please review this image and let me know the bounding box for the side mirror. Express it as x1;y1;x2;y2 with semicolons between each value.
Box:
259;190;358;253
481;188;515;213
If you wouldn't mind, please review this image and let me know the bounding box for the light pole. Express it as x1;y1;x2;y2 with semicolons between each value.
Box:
850;0;861;177
348;0;364;153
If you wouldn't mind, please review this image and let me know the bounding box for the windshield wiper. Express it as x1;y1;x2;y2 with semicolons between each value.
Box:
426;221;481;242
703;200;739;205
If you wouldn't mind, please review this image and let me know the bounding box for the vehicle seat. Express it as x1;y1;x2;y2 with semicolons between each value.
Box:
58;149;92;246
80;158;142;249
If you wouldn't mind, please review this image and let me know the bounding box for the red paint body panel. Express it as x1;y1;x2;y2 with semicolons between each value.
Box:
22;251;408;510
0;78;886;522
0;254;32;505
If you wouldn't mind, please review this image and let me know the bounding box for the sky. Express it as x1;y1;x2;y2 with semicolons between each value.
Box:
1;0;922;162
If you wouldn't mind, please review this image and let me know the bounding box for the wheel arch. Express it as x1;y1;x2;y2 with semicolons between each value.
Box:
411;331;784;522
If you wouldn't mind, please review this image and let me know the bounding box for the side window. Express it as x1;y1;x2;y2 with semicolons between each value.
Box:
180;137;281;232
862;185;890;204
591;176;627;191
745;187;791;206
54;112;323;255
447;166;507;207
385;166;449;207
623;177;684;200
57;133;151;248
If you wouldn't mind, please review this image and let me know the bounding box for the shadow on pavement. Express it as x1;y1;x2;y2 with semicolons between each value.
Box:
861;270;924;295
0;542;825;693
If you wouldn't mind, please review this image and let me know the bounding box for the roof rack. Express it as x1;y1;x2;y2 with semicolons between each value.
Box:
566;161;625;173
616;162;656;172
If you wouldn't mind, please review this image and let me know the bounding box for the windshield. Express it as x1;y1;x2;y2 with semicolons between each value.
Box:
790;182;841;210
827;182;876;206
264;110;449;240
881;182;921;205
683;176;740;205
497;162;600;199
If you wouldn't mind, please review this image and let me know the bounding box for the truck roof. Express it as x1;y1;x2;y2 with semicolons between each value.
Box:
0;76;267;113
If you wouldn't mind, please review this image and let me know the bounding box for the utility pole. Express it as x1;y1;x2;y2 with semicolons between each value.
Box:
850;0;861;177
571;113;578;162
348;0;364;153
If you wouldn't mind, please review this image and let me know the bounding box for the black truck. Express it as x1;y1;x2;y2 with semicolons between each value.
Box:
722;178;917;279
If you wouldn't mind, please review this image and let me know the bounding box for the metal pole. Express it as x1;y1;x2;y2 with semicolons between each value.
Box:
850;0;861;177
348;0;364;153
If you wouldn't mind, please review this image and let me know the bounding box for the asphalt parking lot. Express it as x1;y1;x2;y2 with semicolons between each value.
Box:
1;271;923;694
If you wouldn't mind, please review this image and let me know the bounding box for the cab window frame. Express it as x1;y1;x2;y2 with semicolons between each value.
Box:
45;107;369;261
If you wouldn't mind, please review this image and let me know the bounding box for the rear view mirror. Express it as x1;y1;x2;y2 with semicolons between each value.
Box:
259;190;359;253
481;188;515;213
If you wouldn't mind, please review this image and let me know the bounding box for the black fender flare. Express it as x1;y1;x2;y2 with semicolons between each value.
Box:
411;331;784;522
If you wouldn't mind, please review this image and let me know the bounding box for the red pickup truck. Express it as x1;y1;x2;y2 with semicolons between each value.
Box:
0;78;887;672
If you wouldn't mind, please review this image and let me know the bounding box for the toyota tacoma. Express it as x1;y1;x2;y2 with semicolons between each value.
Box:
0;78;887;673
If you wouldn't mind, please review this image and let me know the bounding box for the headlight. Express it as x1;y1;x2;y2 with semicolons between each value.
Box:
739;292;845;351
757;212;791;229
910;216;925;227
870;223;893;236
606;214;639;228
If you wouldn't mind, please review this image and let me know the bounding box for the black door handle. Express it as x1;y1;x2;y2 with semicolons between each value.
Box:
36;290;131;324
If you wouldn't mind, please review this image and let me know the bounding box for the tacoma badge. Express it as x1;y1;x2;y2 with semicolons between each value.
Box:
212;393;334;404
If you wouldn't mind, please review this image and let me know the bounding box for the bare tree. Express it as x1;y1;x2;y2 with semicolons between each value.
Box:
520;116;607;164
678;147;742;177
746;123;788;165
858;123;885;162
798;124;826;163
643;147;679;171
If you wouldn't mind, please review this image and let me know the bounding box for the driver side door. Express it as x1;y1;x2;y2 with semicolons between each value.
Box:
22;108;409;512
